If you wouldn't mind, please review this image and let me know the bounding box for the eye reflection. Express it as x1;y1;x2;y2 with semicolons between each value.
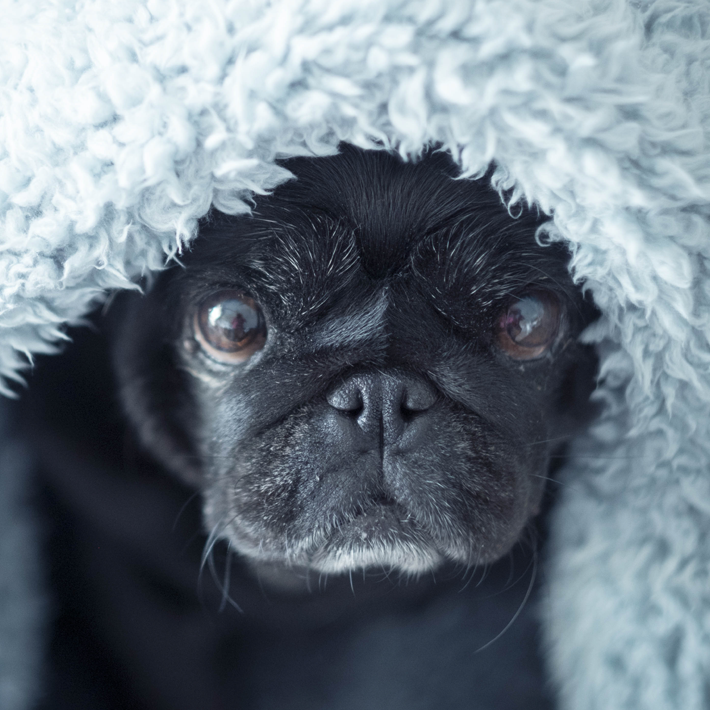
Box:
194;290;267;363
207;300;259;345
496;292;560;360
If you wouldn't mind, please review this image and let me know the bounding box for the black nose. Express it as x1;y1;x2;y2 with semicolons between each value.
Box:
326;372;437;449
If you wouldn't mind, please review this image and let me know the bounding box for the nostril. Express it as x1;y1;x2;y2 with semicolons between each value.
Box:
400;381;437;414
327;382;364;415
400;400;426;424
399;402;418;422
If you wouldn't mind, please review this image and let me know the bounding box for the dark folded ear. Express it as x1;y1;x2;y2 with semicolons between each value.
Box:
108;286;202;487
549;293;601;438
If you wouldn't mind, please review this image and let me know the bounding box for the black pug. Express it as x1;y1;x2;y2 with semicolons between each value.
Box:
19;146;598;710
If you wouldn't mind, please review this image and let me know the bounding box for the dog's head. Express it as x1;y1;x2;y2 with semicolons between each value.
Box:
112;147;597;577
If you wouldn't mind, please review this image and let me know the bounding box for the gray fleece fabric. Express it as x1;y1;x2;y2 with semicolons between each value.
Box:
1;1;710;708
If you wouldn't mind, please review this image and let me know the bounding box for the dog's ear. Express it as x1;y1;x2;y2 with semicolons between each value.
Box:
549;293;601;437
108;286;202;486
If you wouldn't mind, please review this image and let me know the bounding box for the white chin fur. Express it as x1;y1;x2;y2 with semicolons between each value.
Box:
307;540;444;575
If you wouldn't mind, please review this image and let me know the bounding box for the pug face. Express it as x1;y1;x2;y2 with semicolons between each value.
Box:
112;147;597;578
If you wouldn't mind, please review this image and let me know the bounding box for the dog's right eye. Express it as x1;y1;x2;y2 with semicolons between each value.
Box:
495;291;560;360
193;290;267;363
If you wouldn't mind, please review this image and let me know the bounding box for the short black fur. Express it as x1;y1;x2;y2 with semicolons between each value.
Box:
112;145;597;580
21;146;598;710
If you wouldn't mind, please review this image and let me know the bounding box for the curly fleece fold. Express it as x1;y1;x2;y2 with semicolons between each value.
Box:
1;0;710;708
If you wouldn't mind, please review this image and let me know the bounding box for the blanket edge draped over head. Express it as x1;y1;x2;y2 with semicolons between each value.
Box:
1;1;710;708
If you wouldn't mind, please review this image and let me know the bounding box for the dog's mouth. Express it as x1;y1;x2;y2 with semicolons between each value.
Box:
211;445;535;577
303;498;445;574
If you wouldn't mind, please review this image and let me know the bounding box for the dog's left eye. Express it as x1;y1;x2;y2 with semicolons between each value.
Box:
495;291;560;360
194;290;267;363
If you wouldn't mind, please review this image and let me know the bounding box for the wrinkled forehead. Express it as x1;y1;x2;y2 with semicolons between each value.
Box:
191;150;550;267
178;149;573;325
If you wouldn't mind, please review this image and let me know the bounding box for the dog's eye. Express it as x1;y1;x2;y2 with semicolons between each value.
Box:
194;290;267;363
495;292;560;360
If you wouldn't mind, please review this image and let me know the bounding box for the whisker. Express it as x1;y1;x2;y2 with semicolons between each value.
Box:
520;435;572;447
459;543;484;592
475;562;490;589
475;547;538;654
219;541;234;612
530;473;564;486
548;454;649;460
172;490;202;532
198;514;243;613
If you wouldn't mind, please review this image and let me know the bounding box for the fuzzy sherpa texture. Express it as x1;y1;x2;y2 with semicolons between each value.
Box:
1;0;710;708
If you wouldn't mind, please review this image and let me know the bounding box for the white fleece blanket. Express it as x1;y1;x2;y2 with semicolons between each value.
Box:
1;1;710;708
